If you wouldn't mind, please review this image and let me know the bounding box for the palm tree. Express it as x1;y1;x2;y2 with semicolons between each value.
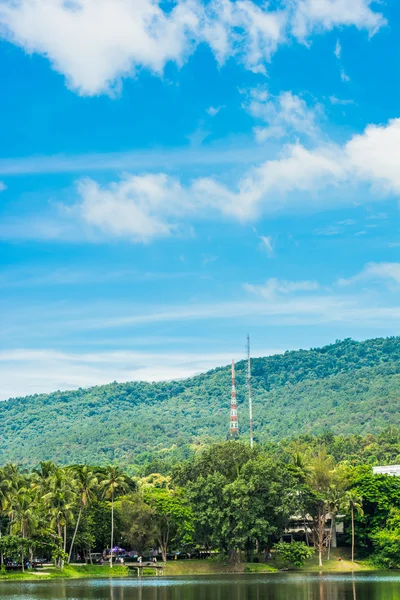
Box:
343;491;363;563
42;467;76;568
326;487;344;560
68;466;98;563
9;488;38;571
100;466;131;568
0;468;12;567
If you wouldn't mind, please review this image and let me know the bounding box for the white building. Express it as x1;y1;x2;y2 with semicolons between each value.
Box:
373;465;400;476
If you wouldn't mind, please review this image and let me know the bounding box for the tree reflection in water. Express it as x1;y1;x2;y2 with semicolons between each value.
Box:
0;574;398;600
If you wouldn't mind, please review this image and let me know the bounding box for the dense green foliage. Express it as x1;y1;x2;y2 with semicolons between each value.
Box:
273;542;314;568
2;336;400;468
1;439;400;570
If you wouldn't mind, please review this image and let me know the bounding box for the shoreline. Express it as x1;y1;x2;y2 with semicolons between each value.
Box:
0;560;382;582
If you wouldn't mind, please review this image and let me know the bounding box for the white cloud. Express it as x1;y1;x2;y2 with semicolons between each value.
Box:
206;105;224;116
345;120;400;195
0;0;201;96
76;174;190;242
334;38;341;59
244;277;319;299
290;0;386;39
338;262;400;286
245;87;322;141
0;347;285;399
340;68;350;82
0;0;386;96
4;118;400;243
329;96;355;106
259;235;274;256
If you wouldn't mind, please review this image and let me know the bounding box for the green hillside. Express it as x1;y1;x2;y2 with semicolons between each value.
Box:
2;336;400;468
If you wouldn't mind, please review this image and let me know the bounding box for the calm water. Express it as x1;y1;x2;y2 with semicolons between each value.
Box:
1;574;400;600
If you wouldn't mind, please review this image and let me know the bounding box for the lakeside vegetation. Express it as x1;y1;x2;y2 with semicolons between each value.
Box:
2;337;400;468
2;438;400;577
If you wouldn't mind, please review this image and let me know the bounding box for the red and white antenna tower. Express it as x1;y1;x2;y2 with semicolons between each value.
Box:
228;359;239;438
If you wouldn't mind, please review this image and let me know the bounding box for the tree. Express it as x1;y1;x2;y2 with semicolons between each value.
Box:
117;492;157;554
68;466;98;563
174;442;299;563
0;468;11;567
100;466;131;567
42;467;76;569
273;541;314;569
8;488;38;570
349;471;400;556
326;487;344;559
370;508;400;568
144;486;193;562
343;491;363;563
307;447;335;567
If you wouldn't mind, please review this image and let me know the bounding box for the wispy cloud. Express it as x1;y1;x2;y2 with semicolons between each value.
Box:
338;262;400;287
244;277;319;300
4;117;400;244
0;145;273;176
0;347;285;400
340;69;351;83
334;39;342;59
330;96;356;106
206;106;224;117
259;235;274;256
0;266;195;289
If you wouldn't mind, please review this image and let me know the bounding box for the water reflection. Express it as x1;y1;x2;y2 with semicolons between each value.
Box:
0;573;400;600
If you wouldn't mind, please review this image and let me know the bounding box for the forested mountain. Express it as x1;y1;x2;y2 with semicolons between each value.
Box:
2;336;400;469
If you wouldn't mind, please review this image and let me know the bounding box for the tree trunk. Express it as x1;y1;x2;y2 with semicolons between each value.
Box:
327;513;336;560
68;505;82;563
304;516;309;546
331;514;337;549
0;527;3;568
318;548;322;568
21;528;25;572
228;548;239;564
110;492;114;568
351;507;355;564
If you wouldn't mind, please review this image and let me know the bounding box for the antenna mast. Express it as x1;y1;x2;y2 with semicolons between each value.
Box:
247;334;254;448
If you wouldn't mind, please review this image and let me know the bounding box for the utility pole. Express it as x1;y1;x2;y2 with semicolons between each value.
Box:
247;334;254;448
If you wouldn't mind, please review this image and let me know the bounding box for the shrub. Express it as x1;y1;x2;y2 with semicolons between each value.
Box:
273;542;314;569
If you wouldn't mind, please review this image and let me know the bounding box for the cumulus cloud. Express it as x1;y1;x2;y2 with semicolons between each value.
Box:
76;174;191;242
4;117;400;244
244;87;322;141
0;0;386;96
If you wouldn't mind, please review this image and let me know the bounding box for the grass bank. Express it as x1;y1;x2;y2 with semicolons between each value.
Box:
0;565;129;581
164;560;277;575
0;550;378;581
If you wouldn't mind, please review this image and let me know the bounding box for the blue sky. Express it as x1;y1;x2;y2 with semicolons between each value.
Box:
1;0;400;399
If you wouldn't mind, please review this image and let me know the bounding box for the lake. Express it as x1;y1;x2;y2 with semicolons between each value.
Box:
1;574;400;600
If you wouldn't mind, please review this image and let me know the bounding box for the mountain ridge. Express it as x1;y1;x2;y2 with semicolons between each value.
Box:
1;336;400;469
